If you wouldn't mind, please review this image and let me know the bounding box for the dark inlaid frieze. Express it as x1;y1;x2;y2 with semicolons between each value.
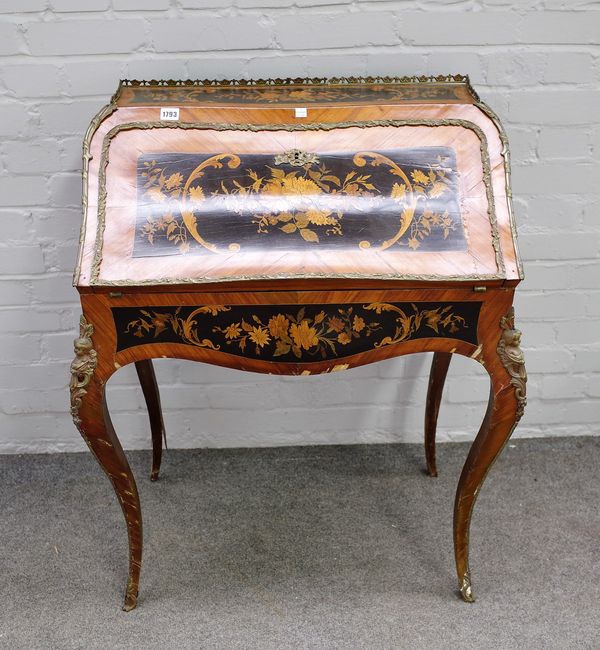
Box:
113;301;481;361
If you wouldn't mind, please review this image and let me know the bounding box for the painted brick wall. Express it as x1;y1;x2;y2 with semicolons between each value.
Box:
0;0;599;454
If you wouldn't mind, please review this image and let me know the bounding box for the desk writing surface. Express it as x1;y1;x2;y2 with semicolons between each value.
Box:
75;77;521;287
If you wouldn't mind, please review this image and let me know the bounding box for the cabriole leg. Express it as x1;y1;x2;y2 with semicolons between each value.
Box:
70;316;143;611
135;359;167;481
453;307;526;602
424;351;452;477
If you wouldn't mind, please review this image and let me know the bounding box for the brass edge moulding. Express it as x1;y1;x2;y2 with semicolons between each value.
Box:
117;73;477;92
69;315;98;430
474;100;524;280
497;306;527;421
94;273;505;288
74;101;119;287
89;118;504;286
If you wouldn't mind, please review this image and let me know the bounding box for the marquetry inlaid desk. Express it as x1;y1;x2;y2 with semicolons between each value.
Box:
71;76;526;611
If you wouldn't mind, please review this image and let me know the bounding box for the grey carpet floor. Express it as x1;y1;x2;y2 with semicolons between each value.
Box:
0;437;599;650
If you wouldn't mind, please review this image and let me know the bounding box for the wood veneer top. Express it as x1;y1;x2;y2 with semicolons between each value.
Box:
114;76;479;107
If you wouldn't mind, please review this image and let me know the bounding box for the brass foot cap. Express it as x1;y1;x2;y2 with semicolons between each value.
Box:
459;573;475;603
122;590;138;612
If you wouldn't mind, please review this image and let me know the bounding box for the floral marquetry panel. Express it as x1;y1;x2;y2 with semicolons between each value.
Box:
75;77;522;286
83;124;503;286
112;301;482;362
134;148;466;257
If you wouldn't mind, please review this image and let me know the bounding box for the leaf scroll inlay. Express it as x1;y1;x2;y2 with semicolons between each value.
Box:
113;302;481;362
135;147;465;256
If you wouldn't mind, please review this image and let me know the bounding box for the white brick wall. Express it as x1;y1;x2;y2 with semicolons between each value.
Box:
0;0;599;454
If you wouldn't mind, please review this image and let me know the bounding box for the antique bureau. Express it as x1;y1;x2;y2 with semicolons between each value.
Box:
71;75;526;611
